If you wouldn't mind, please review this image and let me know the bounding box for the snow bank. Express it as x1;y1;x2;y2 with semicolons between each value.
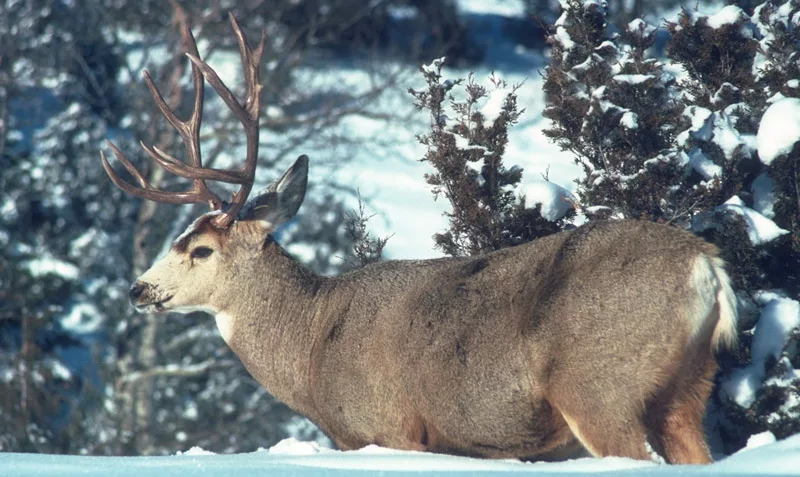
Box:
757;97;800;165
3;434;800;476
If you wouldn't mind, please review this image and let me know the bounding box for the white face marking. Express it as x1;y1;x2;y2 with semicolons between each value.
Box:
171;211;224;249
215;312;235;344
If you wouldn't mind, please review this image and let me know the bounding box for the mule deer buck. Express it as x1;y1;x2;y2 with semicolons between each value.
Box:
100;16;738;465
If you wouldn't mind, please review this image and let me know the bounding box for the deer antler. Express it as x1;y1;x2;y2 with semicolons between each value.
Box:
100;13;266;229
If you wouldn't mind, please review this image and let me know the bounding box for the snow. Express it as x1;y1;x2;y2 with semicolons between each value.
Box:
706;5;748;29
176;446;216;456
1;195;18;220
716;196;789;245
746;431;777;450
757;97;800;165
457;0;525;17
0;368;14;383
182;402;199;420
751;292;800;364
723;291;800;408
25;254;80;280
518;180;575;221
421;56;446;74
44;357;73;380
60;301;104;334
712;111;748;160
613;74;652;85
627;19;656;38
752;1;799;80
751;172;776;219
454;134;488;153
554;26;575;52
480;74;514;123
620;111;638;129
687;148;721;180
3;434;800;476
677;106;713;146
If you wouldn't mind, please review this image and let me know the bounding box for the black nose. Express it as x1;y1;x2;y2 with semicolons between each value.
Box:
129;282;145;301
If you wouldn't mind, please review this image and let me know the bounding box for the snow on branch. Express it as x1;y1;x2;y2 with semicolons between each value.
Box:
119;359;236;386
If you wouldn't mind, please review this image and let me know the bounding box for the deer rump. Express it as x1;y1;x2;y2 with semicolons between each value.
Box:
306;220;736;463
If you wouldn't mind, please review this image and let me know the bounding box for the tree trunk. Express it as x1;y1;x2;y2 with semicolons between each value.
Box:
115;3;189;454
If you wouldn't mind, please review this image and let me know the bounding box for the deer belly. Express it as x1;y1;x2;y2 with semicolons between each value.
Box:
420;392;575;459
318;387;574;459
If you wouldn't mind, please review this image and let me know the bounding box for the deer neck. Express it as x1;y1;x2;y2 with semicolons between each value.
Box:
214;237;327;418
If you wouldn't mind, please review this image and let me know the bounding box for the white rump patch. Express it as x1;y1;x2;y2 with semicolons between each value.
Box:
689;255;738;350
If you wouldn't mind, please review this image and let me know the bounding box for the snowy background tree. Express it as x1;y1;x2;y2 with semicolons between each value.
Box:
410;59;572;257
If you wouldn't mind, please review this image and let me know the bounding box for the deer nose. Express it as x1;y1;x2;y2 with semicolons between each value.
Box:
129;282;146;302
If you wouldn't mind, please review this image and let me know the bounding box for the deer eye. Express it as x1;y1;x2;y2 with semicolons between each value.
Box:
190;246;214;259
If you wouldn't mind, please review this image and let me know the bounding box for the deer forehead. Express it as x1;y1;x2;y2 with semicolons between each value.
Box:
171;213;228;254
170;213;270;256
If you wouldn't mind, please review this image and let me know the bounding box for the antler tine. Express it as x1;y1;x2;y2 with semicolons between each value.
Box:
100;141;220;205
138;12;223;210
183;14;265;228
232;14;267;122
104;140;148;188
140;142;252;184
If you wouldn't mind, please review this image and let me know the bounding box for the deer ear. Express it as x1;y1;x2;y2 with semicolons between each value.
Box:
239;155;308;228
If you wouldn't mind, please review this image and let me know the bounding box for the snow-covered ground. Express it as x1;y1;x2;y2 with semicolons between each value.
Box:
2;432;799;476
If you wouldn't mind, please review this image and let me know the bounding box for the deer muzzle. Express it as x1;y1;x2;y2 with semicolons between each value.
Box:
129;280;172;312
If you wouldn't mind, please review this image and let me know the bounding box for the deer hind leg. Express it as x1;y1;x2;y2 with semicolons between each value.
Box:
556;408;652;460
549;389;652;461
646;353;716;464
652;395;713;464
